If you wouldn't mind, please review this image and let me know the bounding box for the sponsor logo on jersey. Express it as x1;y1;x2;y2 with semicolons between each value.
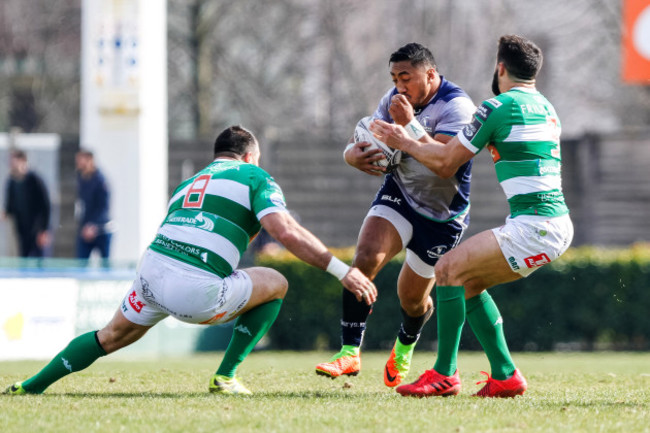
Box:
493;317;504;326
420;115;433;133
539;165;561;175
269;191;286;208
508;256;520;270
381;194;401;205
524;253;551;268
486;98;502;108
475;103;493;121
462;117;482;140
128;290;145;313
427;245;448;259
195;212;215;231
487;144;501;163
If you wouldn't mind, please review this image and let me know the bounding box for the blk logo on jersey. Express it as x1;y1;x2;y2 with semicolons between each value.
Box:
128;290;146;313
524;253;550;268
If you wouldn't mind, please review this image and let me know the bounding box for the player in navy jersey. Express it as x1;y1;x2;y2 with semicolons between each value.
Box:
316;43;475;387
5;126;376;397
372;35;573;398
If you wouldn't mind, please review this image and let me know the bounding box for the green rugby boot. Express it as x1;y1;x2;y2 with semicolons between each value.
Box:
4;382;27;395
384;339;415;387
209;374;252;395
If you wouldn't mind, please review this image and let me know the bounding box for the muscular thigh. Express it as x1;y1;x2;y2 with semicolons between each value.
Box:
354;215;403;278
436;230;521;297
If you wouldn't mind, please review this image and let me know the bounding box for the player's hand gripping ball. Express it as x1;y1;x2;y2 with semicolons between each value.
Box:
354;116;402;173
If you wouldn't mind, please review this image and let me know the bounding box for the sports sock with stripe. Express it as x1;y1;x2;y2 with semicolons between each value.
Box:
216;299;283;378
340;287;372;347
466;291;516;380
22;331;107;394
397;305;433;345
433;285;466;377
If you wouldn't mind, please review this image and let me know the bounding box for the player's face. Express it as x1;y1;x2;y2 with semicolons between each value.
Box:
390;61;436;109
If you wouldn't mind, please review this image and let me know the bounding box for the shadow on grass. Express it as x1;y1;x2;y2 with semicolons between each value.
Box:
36;390;394;400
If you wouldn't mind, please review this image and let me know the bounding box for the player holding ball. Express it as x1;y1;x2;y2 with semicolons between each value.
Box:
371;35;573;397
316;42;475;388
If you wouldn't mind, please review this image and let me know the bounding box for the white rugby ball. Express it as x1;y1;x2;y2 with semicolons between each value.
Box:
354;116;402;171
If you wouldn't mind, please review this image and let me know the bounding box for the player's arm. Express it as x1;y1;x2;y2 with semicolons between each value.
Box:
370;120;474;179
343;136;385;176
260;211;377;304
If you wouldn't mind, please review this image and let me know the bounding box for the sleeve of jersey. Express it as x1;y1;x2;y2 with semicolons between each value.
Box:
251;169;289;221
434;97;476;137
457;99;501;154
371;88;397;122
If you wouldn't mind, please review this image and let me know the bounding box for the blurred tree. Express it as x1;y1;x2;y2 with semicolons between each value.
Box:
0;0;81;134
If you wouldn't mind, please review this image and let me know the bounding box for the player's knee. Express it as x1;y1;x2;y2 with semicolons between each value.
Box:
399;294;431;316
434;255;460;286
353;247;384;276
268;269;288;299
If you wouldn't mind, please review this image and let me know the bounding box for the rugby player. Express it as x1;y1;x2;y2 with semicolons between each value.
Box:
5;126;376;396
371;35;573;397
315;43;475;387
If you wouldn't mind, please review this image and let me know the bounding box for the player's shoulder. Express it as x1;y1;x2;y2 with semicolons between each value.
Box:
436;77;472;103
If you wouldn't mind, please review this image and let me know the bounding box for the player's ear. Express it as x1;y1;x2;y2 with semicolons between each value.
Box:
242;152;254;163
497;62;507;77
427;67;436;81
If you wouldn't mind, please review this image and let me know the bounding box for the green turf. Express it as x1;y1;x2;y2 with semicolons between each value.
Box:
2;351;649;433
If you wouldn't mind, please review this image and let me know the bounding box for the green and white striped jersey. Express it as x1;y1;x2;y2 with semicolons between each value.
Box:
148;159;287;277
458;87;569;218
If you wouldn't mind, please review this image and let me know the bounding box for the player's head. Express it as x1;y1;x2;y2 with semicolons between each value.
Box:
389;43;437;70
388;43;440;108
214;125;260;166
492;35;543;95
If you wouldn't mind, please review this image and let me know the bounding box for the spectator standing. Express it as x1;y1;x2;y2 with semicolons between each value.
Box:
2;150;51;258
75;150;113;260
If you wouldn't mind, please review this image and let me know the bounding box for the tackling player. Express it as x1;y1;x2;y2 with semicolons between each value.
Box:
5;126;376;396
371;35;573;397
315;43;475;387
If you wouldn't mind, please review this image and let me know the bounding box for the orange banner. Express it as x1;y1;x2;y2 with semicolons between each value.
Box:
623;0;650;83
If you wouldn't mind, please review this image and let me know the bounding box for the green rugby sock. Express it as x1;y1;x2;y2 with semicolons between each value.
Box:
466;291;516;380
433;286;466;376
216;299;283;378
22;331;107;394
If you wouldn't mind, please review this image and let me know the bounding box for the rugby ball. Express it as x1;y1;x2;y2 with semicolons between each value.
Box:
354;116;402;172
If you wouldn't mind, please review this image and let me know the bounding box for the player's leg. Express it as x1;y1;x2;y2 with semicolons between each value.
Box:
397;229;517;397
384;262;434;386
7;308;153;395
315;215;403;378
211;267;287;394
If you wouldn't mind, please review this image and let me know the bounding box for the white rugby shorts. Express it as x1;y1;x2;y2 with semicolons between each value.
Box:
493;214;574;277
120;249;253;326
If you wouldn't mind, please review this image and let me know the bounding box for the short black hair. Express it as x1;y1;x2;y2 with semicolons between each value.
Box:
213;125;258;158
389;42;436;69
497;35;543;81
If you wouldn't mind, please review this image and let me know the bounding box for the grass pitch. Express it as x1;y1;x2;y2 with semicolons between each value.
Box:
2;351;649;433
